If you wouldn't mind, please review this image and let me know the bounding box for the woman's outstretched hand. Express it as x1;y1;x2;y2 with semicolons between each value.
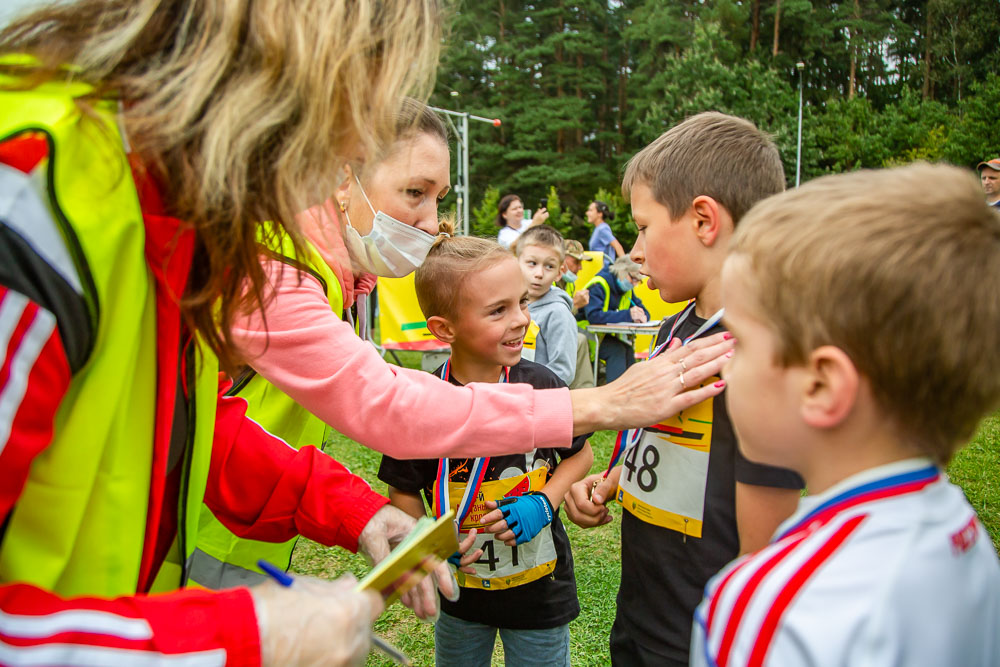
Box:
569;331;734;436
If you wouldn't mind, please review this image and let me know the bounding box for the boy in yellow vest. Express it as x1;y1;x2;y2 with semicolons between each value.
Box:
379;230;593;666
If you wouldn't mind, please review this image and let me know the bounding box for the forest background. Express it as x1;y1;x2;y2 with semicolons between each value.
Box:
427;0;1000;248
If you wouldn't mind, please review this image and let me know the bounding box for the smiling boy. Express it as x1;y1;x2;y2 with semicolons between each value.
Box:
378;231;593;666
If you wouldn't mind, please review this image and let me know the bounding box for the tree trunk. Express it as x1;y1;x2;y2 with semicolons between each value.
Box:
617;31;627;157
848;0;859;98
772;0;782;56
556;4;565;155
750;0;760;52
922;0;933;100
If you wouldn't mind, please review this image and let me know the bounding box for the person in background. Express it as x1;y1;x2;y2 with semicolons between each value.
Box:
581;255;650;383
976;158;1000;208
380;228;593;667
497;193;549;248
557;239;593;314
693;163;1000;667
515;225;579;386
587;199;625;265
557;238;597;389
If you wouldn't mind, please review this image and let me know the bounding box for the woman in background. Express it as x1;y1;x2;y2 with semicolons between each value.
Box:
587;199;625;265
497;193;549;248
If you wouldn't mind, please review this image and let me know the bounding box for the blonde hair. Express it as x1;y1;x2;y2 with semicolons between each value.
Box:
415;221;514;321
514;224;565;260
732;162;1000;464
622;112;785;224
0;0;443;371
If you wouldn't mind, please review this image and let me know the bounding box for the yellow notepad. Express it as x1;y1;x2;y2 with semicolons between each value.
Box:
356;510;459;606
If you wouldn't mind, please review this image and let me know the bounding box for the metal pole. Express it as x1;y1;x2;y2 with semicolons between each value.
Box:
430;105;500;235
796;62;804;188
461;113;470;236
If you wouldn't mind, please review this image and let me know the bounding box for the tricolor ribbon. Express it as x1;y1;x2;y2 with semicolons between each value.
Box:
432;359;509;529
602;301;725;479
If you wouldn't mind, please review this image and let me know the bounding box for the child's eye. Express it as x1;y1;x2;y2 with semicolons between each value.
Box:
520;297;529;307
491;306;505;316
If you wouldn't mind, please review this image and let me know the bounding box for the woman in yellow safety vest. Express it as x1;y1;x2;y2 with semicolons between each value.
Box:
0;0;734;664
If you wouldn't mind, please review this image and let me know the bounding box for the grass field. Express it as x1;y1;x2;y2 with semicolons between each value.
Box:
290;352;1000;666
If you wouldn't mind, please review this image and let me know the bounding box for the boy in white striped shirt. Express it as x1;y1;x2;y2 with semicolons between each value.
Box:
693;163;1000;667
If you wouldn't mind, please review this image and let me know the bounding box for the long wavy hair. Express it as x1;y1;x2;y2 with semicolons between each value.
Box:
0;0;443;371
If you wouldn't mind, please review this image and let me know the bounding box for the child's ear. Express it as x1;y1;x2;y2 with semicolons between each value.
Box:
690;195;731;248
800;345;859;429
426;315;457;345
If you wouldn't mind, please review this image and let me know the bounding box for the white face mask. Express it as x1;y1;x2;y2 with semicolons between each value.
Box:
342;176;435;277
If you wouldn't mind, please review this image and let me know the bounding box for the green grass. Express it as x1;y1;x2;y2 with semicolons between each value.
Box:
290;357;1000;666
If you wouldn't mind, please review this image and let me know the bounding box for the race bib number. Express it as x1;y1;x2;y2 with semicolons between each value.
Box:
449;467;557;589
617;378;717;537
460;524;557;590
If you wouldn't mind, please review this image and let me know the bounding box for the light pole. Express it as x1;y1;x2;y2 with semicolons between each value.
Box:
796;61;805;188
431;101;502;235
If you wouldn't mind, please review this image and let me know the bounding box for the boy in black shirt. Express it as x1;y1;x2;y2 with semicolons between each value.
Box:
564;112;804;666
379;231;593;666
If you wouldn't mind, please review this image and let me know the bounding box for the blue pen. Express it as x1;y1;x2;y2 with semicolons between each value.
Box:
256;560;411;666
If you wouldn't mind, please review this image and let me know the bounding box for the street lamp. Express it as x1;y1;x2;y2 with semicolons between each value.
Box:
796;61;805;188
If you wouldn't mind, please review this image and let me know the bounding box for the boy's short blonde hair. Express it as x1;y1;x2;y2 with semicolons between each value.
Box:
514;225;565;260
622;112;785;224
732;162;1000;464
415;222;514;321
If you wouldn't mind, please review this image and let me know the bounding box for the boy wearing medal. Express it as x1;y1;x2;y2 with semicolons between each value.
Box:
693;164;1000;665
378;226;594;666
565;112;804;666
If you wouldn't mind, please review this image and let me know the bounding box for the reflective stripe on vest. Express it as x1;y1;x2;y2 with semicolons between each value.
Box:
189;234;344;589
0;73;217;597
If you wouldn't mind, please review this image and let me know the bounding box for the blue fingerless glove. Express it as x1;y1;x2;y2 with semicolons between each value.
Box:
495;492;554;545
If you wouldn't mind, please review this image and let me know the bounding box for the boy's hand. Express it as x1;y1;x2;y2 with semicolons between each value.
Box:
446;528;484;575
564;468;619;528
480;493;554;546
630;306;648;323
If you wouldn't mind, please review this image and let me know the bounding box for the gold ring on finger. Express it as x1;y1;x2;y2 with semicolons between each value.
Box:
680;357;688;372
679;370;686;388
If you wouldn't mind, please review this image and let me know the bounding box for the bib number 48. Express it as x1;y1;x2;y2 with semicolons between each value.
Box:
623;442;660;493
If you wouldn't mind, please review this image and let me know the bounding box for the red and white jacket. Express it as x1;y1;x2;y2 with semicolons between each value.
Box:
692;459;1000;667
0;139;388;666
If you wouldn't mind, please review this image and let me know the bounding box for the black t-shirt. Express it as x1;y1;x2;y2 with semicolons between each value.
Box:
610;310;805;666
378;360;588;630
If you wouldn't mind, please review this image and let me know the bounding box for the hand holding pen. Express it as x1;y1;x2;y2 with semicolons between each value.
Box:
252;560;403;666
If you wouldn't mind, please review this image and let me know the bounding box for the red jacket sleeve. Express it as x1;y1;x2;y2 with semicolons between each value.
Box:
0;583;260;665
0;286;265;665
204;391;389;553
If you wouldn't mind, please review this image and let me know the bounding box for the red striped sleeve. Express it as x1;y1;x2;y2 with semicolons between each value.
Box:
0;583;260;665
747;514;866;667
714;531;812;666
0;286;71;517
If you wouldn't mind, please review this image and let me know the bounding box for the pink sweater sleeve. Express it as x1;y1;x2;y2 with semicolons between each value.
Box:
230;261;573;459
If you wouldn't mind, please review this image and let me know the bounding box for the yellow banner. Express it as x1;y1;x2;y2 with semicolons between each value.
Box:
376;273;448;351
